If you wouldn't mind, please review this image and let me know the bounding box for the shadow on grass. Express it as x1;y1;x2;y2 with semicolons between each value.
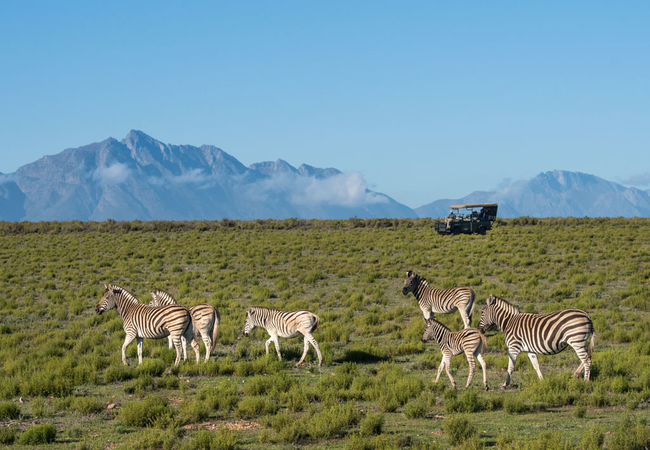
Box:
338;350;389;364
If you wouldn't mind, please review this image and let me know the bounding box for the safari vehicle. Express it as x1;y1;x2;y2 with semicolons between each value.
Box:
434;203;498;235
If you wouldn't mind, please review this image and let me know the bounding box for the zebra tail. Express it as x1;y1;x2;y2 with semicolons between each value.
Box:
479;331;488;351
468;300;476;323
309;315;320;334
210;307;220;355
587;330;595;359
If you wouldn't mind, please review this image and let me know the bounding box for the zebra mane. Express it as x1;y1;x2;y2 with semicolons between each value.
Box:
416;274;430;288
150;289;177;305
490;295;521;314
107;284;140;304
427;317;450;332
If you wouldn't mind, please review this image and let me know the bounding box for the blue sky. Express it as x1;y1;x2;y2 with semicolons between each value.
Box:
1;1;649;208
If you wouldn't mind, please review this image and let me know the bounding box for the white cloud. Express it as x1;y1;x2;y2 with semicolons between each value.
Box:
0;173;15;185
93;163;132;186
619;172;650;187
246;172;388;207
147;169;218;188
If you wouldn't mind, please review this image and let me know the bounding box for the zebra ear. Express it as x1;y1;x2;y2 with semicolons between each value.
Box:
486;295;494;305
104;284;108;290
406;270;413;277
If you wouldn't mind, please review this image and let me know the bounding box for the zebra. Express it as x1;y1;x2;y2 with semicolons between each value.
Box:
478;294;595;388
402;270;476;328
421;316;489;390
149;289;220;362
243;306;322;367
95;284;200;366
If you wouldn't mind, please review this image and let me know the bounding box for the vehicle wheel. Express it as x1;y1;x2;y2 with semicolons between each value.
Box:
478;226;487;235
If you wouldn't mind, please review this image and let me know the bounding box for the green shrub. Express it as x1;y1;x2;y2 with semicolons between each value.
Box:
17;423;57;445
259;411;307;444
235;396;278;419
403;394;430;419
71;396;104;415
157;375;180;390
181;400;211;423
360;413;384;436
182;428;240;450
282;384;309;412
579;424;604;450
0;401;19;420
120;395;173;427
504;395;530;414
104;364;136;383
608;415;650;450
31;396;46;418
574;404;587;418
443;414;477;446
118;427;179;450
304;402;361;439
445;390;489;413
136;359;166;378
0;426;17;445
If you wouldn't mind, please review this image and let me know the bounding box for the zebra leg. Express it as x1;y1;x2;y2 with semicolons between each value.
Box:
272;336;282;361
202;335;212;362
265;337;273;355
569;342;589;379
464;351;476;389
308;334;322;367
183;325;199;364
122;333;136;365
296;336;310;366
435;359;445;383
476;353;488;390
167;336;173;349
172;336;183;366
190;337;200;364
459;309;471;329
137;338;144;365
443;355;456;389
503;352;518;388
527;353;544;380
181;336;188;361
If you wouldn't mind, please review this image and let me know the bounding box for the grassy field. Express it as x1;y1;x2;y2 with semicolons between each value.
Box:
0;217;649;449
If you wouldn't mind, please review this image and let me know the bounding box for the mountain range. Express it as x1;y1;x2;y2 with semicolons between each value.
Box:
0;130;648;221
0;131;413;221
416;170;650;218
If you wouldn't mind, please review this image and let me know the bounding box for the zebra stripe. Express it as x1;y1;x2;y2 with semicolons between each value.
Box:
149;289;220;362
95;284;199;366
243;306;322;367
478;294;595;387
421;316;488;390
402;270;476;328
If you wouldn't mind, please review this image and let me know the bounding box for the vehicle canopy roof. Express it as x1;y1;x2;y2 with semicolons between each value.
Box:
449;203;498;209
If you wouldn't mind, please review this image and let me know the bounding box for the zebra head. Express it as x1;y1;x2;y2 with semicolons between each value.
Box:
402;270;420;295
148;290;162;307
421;318;436;343
96;284;120;315
477;294;499;333
243;308;257;336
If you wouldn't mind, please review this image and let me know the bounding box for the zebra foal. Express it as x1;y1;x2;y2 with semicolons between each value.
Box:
421;316;488;390
95;284;199;366
149;289;220;362
243;306;322;367
478;295;595;388
402;270;476;328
